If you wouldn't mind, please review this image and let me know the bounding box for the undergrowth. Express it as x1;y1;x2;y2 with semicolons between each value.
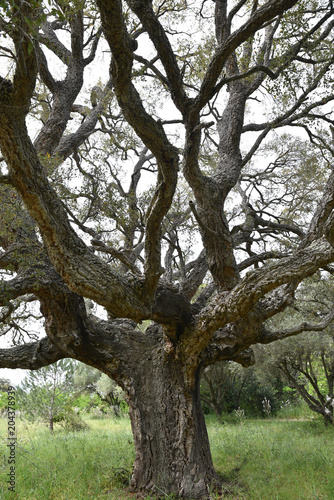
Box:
0;412;333;499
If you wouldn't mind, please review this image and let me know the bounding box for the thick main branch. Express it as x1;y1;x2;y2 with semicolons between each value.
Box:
0;338;64;370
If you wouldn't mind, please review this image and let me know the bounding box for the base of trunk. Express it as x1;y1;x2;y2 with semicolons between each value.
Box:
126;349;221;499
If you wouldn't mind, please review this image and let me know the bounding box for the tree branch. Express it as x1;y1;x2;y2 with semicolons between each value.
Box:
238;251;289;271
126;0;190;114
34;10;86;156
53;81;113;161
182;237;334;364
96;0;179;300
195;0;298;111
303;171;334;246
0;105;151;320
0;337;65;370
259;307;334;344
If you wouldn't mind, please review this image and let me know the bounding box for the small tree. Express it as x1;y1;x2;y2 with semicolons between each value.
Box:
18;360;76;431
96;374;126;416
267;332;334;425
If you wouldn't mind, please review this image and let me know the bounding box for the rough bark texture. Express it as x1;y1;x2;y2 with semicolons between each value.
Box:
122;328;218;498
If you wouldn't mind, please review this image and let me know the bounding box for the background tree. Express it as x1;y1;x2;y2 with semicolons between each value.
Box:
201;358;285;418
259;274;334;425
0;377;11;416
200;361;239;418
0;1;334;498
74;362;126;416
17;359;80;432
273;332;334;425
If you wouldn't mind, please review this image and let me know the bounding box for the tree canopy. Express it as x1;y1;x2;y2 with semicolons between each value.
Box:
1;0;334;498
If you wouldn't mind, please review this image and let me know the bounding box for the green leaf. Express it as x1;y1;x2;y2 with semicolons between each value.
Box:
27;41;34;56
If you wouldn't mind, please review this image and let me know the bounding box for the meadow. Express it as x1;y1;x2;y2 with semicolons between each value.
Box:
1;408;334;499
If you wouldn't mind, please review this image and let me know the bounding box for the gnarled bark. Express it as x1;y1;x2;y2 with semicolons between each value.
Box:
119;326;219;498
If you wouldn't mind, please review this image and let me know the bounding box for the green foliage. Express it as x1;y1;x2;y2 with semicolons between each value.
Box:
261;274;334;425
0;377;10;391
265;0;333;109
60;406;89;431
236;134;330;255
201;360;289;418
73;362;101;392
17;359;84;431
0;1;64;40
0;379;10;413
1;415;334;499
73;362;127;416
72;392;100;412
0;392;6;412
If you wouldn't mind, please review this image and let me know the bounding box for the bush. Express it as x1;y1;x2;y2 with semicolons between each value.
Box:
62;410;89;432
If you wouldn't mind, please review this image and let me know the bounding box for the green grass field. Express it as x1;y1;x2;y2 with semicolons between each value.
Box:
1;411;334;499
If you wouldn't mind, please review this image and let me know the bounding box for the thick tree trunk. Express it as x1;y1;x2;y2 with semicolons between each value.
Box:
126;353;220;499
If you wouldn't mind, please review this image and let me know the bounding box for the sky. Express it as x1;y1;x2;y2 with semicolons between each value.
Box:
0;367;27;386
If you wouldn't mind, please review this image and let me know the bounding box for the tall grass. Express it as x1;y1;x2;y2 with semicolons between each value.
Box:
0;417;134;499
1;413;334;499
209;417;334;499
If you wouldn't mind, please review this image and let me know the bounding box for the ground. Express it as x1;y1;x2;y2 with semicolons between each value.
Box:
0;407;333;499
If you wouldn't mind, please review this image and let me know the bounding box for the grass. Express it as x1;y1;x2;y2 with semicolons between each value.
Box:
0;416;135;499
0;411;334;499
209;417;334;499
